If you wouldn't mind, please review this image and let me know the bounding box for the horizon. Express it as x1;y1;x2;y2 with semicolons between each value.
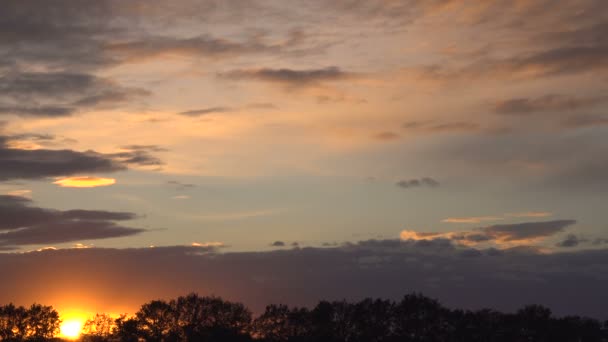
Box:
1;0;608;338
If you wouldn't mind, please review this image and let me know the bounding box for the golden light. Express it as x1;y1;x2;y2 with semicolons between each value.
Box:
60;319;84;340
53;176;116;188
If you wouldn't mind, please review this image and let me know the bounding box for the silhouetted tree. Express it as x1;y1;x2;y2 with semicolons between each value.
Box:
252;304;311;342
392;293;450;341
81;313;115;342
171;294;252;341
349;298;394;342
114;315;139;342
25;304;60;341
0;303;60;342
0;304;28;341
2;293;607;342
135;299;177;342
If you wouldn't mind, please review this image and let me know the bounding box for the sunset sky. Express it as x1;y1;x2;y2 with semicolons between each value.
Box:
2;0;608;321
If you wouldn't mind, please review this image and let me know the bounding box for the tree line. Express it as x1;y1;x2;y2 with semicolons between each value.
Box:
1;293;607;341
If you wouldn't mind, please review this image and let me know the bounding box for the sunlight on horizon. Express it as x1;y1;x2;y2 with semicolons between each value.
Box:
60;315;85;340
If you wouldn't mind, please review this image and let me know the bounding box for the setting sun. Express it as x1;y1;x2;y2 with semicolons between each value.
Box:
60;319;84;340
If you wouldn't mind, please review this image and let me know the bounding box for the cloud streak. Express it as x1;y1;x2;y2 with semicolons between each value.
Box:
402;220;577;247
396;177;439;189
0;136;163;181
219;67;353;87
0;195;143;249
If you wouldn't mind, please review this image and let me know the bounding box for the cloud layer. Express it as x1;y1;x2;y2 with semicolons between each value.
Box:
2;240;608;319
0;195;143;250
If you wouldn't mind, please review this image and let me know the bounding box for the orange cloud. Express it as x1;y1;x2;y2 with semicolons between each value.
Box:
399;230;454;241
401;220;575;248
53;177;116;188
191;242;224;248
6;189;32;198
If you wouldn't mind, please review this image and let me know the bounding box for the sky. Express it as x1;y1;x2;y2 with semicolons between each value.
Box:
1;0;608;320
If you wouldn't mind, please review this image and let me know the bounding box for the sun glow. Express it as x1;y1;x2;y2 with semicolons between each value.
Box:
60;318;84;339
53;176;116;188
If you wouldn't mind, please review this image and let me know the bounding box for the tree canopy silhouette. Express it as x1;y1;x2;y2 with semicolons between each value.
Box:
0;304;60;341
2;293;608;341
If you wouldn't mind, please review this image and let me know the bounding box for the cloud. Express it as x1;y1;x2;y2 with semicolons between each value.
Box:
494;94;608;116
396;177;439;189
167;180;196;191
442;212;552;224
106;31;312;63
218;67;353;87
441;216;503;224
0;195;143;249
179;107;233;117
5;189;32;198
556;234;586;248
414;43;608;84
0;136;163;181
402;121;480;134
53;176;116;188
402;220;577;247
270;241;286;247
109;145;165;168
0;72;148;118
2;241;608;319
480;220;576;243
506;212;553;218
0;136;122;181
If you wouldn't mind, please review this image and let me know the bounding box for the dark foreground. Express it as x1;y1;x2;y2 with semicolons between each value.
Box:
1;293;607;341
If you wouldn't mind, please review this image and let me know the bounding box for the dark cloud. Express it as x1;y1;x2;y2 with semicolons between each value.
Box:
0;0;120;71
407;1;608;83
556;234;587;248
0;1;327;74
0;137;122;181
494;94;608;116
106;31;312;62
402;220;577;246
270;241;286;247
0;2;318;120
480;220;576;242
416;39;608;83
218;67;352;86
0;106;75;117
109;145;165;167
0;136;164;180
2;240;608;319
167;180;196;191
0;72;149;118
396;177;439;189
0;195;143;249
179;107;233;117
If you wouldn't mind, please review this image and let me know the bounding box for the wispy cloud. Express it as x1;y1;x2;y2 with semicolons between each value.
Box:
396;177;439;189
